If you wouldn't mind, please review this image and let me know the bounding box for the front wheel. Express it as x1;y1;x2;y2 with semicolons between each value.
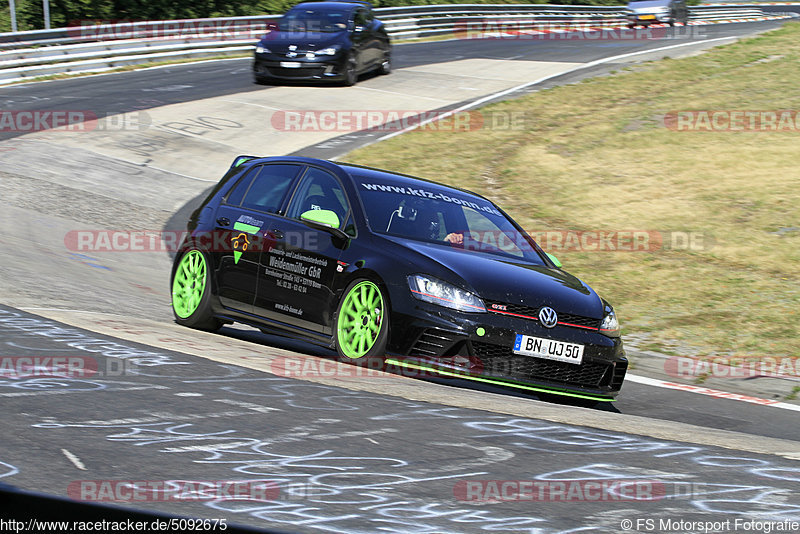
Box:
171;249;221;331
343;54;358;86
334;279;389;368
379;53;391;75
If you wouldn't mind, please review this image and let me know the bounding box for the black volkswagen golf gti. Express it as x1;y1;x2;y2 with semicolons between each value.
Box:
253;1;391;85
171;156;627;402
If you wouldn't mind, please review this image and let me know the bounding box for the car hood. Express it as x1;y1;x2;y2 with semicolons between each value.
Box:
385;237;604;318
259;31;345;52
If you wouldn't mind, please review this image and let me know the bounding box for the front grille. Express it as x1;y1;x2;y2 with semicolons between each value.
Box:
266;66;325;78
484;300;600;330
472;341;612;389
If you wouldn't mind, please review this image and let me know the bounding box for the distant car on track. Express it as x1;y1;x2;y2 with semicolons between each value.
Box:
253;0;391;86
170;156;627;402
626;0;689;27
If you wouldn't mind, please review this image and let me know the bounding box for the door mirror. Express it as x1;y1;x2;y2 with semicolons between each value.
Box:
301;209;349;240
546;252;562;268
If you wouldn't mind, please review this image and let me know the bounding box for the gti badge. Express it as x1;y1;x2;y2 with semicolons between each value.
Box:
538;307;558;328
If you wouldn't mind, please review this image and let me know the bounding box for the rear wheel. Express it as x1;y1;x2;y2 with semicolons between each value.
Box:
334;279;389;369
171;249;221;331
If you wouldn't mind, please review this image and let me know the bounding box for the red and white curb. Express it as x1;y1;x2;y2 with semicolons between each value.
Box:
626;373;800;412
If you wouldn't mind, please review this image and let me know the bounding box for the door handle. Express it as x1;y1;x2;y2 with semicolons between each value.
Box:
216;217;230;227
267;229;284;239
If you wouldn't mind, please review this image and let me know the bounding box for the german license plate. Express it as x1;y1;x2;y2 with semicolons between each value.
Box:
513;334;584;365
280;61;301;68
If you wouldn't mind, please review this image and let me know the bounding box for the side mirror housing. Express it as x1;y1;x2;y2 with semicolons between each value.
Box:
300;209;349;241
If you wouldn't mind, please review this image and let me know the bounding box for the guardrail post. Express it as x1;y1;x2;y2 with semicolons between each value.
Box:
43;0;51;30
9;0;18;32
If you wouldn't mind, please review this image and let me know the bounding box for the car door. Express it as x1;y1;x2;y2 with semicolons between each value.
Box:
363;8;383;67
212;163;303;314
254;165;352;333
349;8;370;70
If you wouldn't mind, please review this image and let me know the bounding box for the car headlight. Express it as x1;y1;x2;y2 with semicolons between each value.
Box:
255;45;270;54
408;275;486;313
599;304;621;338
316;46;340;56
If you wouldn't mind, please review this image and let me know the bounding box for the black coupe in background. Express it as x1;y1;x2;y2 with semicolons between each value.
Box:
253;1;391;85
171;156;627;402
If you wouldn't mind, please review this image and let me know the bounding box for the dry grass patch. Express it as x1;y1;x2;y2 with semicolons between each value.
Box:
346;22;800;361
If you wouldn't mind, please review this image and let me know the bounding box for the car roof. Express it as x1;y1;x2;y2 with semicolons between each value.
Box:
292;1;369;11
238;156;493;203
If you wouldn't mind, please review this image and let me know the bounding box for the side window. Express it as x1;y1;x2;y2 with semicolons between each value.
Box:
224;166;259;207
354;9;367;28
342;213;357;238
287;167;349;230
240;164;301;214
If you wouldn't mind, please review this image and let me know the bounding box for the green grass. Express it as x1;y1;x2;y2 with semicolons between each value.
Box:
346;22;800;364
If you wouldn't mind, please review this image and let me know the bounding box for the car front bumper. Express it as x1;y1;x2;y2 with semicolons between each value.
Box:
386;287;628;400
253;55;347;81
627;13;672;24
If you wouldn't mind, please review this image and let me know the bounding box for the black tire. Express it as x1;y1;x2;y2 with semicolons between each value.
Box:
170;248;222;332
343;53;358;86
254;75;273;85
333;278;389;370
378;53;391;75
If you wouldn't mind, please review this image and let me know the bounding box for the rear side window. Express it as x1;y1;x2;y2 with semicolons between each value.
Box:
227;164;300;214
225;166;260;207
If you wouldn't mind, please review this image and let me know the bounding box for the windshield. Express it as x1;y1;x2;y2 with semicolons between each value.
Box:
279;9;349;33
356;177;546;264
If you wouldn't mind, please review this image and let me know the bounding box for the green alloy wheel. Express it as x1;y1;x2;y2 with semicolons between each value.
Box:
171;249;221;331
336;279;389;363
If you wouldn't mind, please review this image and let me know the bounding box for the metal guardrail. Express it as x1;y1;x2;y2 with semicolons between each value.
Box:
0;4;788;85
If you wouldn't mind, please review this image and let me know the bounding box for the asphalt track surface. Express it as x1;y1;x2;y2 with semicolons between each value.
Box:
1;17;799;532
1;305;799;533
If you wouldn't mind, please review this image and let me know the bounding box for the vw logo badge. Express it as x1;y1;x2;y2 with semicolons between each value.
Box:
539;307;558;328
